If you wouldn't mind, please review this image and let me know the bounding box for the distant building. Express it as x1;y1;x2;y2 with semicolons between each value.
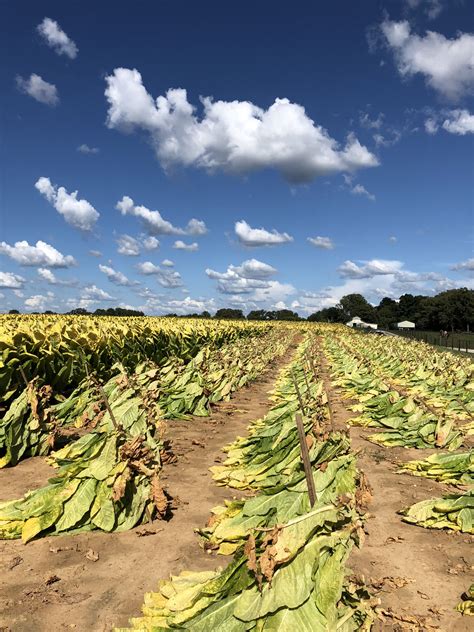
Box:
397;320;415;330
346;316;378;330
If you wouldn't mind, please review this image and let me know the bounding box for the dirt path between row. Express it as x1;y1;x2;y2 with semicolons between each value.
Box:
0;340;299;632
319;349;473;632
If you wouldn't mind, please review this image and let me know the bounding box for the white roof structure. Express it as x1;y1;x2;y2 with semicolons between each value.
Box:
397;320;415;328
347;316;378;329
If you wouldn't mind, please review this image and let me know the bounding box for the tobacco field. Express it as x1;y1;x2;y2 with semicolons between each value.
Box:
0;315;472;631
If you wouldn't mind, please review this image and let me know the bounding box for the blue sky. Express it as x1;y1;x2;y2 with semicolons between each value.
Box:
1;0;473;315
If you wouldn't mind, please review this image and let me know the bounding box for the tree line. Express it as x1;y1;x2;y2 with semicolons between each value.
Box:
307;288;474;332
7;288;474;331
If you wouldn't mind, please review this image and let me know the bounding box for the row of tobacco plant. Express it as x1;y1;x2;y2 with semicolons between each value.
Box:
117;334;377;631
320;325;473;616
0;328;290;541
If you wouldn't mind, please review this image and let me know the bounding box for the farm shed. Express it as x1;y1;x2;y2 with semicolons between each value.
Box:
346;316;378;330
397;320;415;329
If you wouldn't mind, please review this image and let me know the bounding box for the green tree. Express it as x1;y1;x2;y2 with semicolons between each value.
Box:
432;288;474;331
247;310;268;320
340;294;376;322
214;308;245;319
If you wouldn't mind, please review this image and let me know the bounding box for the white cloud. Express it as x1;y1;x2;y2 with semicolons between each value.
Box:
442;110;474;135
186;218;208;236
234;259;277;279
37;17;78;59
389;235;398;243
25;292;55;311
77;144;99;154
360;112;384;129
206;258;278;294
82;285;115;301
373;131;401;147
35;177;99;231
235;219;293;247
0;271;25;289
0;240;75;267
161;259;174;267
338;259;404;279
307;236;334;250
143;236;160;250
451;258;474;271
351;183;375;201
117;234;141;256
424;118;439;134
38;268;77;286
89;250;102;257
143;294;217;316
105;68;379;183
424;109;474;135
381;20;474;100
99;264;137;286
173;240;198;252
16;74;59;106
136;261;183;288
116;195;207;236
342;174;376;201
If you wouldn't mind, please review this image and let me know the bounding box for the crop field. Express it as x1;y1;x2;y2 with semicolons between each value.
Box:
0;316;472;631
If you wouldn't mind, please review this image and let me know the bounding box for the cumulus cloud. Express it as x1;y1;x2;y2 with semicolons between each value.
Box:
35;177;99;231
186;218;208;236
143;236;160;250
25;292;55;311
105;68;379;183
136;261;183;288
82;285;114;301
451;258;474;271
381;20;474;100
116;235;140;256
99;264;137;286
235;220;293;247
206;258;278;294
37;17;78;59
143;294;217;316
16;74;59;106
161;259;174;267
116;195;207;237
338;259;404;279
89;250;102;257
38;268;77;286
307;236;334;250
424;109;474;135
442;110;474;135
389;235;398;243
0;271;25;289
173;240;198;252
77;144;99;154
0;240;75;267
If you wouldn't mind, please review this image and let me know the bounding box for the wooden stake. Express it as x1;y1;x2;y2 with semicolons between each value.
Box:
95;380;121;432
291;371;307;416
302;366;312;401
295;413;316;507
19;366;29;387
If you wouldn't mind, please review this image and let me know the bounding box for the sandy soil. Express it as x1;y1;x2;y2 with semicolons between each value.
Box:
0;342;298;632
320;352;473;632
